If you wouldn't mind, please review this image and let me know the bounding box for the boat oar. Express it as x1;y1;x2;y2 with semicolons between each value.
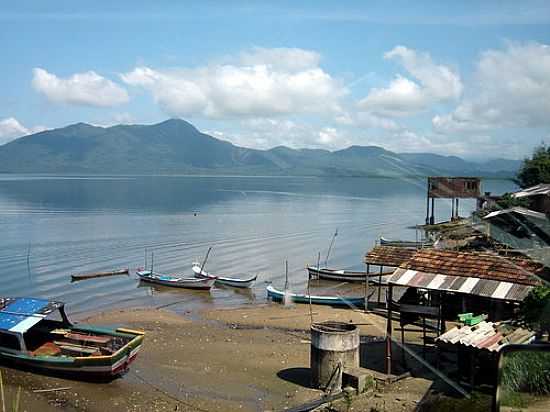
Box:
284;260;289;292
200;247;212;276
324;228;338;268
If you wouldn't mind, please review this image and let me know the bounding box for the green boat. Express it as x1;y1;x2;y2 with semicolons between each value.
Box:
266;285;365;307
0;297;144;380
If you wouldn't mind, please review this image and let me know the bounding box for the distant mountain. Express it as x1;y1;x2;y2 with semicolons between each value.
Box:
0;119;521;177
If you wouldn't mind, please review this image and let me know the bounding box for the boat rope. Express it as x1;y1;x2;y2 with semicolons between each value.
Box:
129;370;211;412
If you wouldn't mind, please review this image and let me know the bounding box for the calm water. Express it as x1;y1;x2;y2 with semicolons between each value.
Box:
0;175;516;317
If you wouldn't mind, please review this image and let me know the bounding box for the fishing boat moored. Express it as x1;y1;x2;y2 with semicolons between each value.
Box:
307;266;392;283
266;285;364;307
192;263;257;288
0;297;144;380
136;269;215;290
379;236;433;248
71;268;129;282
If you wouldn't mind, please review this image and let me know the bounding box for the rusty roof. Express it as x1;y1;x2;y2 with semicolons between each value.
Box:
399;249;546;286
364;246;417;267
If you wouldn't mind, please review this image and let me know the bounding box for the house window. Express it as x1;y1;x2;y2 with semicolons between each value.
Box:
0;331;21;350
464;181;477;191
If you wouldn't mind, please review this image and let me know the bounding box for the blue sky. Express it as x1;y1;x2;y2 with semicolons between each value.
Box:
1;1;549;159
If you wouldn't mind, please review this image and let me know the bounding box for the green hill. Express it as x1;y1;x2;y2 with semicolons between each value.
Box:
0;119;521;177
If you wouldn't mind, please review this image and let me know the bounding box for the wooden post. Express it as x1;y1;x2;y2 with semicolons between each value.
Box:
386;284;393;376
378;266;383;304
451;197;455;221
456;198;459;218
284;260;289;292
364;263;369;313
425;192;430;224
430;198;435;224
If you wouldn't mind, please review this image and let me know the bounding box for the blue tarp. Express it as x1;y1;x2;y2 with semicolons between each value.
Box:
0;298;50;332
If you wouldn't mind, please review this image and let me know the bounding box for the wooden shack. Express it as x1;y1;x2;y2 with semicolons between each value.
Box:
426;177;481;224
384;248;548;375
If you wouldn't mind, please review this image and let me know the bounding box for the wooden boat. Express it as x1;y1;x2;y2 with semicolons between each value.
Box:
379;236;433;248
191;263;257;288
136;269;215;290
0;297;143;380
71;268;129;282
307;266;393;283
266;285;365;307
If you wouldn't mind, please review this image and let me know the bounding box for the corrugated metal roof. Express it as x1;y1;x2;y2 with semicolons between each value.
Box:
437;321;536;352
364;246;417;267
389;268;534;301
512;184;550;199
398;249;545;286
484;207;547;220
0;297;63;333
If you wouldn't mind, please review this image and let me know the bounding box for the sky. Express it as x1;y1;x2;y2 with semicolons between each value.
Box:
1;1;549;160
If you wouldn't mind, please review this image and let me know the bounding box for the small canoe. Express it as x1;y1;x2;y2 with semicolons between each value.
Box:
71;268;129;282
379;237;433;248
192;264;257;289
266;285;364;307
136;270;215;290
307;266;393;283
0;297;143;381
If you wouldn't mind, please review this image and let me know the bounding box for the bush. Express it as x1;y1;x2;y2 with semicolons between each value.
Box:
520;285;550;333
501;351;550;395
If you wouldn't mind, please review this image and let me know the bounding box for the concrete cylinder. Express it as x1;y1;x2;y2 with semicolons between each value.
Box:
310;321;360;391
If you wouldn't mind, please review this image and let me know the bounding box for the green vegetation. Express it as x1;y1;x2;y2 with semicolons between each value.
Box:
0;119;520;177
501;351;550;395
520;285;550;333
517;144;550;188
494;193;529;210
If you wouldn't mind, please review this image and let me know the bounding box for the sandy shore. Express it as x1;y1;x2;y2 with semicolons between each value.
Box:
1;303;435;411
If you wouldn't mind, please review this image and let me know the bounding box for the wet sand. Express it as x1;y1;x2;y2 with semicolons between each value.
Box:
2;304;434;411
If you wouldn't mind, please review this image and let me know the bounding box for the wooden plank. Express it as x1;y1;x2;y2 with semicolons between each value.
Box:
65;332;111;344
71;269;129;282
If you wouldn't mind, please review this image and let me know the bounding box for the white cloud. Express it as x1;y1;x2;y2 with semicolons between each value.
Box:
32;68;129;107
239;47;321;72
206;118;353;150
121;47;347;119
359;46;462;116
0;117;46;145
433;42;550;134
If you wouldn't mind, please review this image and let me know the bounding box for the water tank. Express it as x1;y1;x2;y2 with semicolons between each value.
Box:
310;321;359;392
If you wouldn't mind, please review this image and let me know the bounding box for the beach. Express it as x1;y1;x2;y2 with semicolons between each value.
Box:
1;303;435;412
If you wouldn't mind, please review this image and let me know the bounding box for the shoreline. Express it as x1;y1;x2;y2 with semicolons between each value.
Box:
1;303;435;411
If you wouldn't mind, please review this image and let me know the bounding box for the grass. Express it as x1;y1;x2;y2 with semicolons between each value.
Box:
501;351;550;395
0;371;21;412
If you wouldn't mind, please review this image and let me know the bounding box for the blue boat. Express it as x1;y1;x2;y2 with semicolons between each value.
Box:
266;285;365;307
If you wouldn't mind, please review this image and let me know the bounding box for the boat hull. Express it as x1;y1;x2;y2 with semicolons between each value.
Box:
266;285;364;307
379;237;432;248
137;270;214;289
307;266;392;283
0;327;144;381
191;265;257;288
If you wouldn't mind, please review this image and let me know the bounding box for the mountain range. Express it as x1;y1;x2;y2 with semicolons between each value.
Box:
0;119;522;177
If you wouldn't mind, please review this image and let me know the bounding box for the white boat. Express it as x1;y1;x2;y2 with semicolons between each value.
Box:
192;264;257;289
266;285;365;307
136;269;215;290
307;266;392;283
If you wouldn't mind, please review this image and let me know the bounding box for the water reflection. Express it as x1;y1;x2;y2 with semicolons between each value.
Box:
0;175;517;314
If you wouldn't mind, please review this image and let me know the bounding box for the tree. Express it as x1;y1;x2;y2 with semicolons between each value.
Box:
519;285;550;334
517;144;550;188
